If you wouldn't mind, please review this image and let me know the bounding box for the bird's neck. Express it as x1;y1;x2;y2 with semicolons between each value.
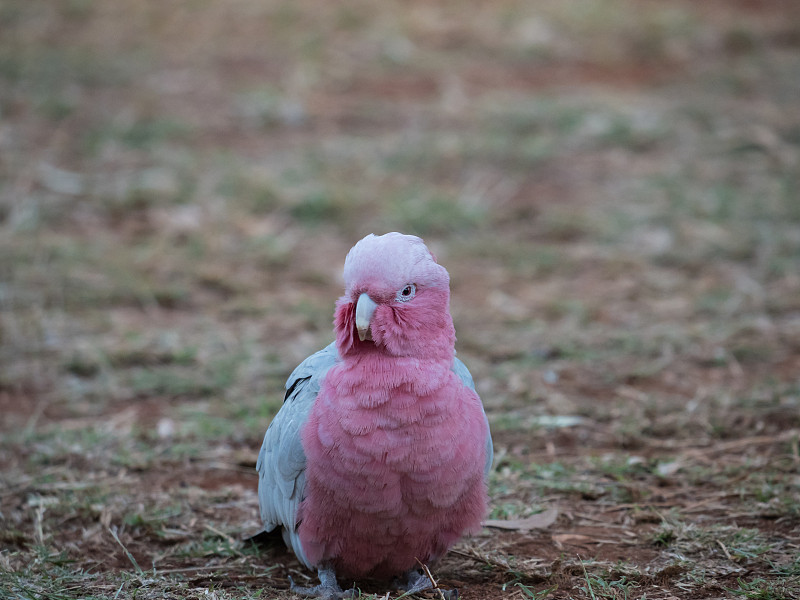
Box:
340;350;454;397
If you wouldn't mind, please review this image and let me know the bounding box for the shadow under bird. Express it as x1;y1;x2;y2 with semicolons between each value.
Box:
256;232;493;599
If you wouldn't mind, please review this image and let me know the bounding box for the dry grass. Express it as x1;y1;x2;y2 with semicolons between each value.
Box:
2;1;799;598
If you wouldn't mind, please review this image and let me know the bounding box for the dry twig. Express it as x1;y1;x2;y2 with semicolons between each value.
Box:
415;558;446;600
716;539;734;561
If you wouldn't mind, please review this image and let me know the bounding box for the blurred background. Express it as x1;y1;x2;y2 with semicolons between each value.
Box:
1;1;799;598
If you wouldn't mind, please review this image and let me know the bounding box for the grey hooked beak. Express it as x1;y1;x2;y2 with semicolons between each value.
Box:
355;293;378;342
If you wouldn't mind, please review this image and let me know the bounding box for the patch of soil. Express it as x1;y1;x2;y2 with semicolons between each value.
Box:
465;59;686;93
0;390;39;426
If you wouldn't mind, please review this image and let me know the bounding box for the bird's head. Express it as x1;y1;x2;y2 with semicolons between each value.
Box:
334;232;455;359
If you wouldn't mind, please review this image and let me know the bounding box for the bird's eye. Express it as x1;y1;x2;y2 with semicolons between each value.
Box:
396;284;416;302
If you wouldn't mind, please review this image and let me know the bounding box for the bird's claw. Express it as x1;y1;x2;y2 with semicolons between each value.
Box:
288;571;355;599
394;569;458;599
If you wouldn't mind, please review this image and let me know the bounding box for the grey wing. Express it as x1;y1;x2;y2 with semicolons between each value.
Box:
452;356;494;478
256;341;338;567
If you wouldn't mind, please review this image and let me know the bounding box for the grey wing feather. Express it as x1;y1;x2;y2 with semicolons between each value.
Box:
256;341;338;567
452;356;494;478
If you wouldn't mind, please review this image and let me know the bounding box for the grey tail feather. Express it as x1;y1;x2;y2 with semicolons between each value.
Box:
243;527;286;550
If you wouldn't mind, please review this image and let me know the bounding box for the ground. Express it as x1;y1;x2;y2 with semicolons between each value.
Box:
1;1;799;599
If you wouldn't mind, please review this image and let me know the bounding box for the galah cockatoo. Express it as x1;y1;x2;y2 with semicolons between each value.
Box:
257;232;493;598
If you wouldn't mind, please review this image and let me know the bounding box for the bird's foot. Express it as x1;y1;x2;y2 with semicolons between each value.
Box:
395;569;458;599
288;566;355;600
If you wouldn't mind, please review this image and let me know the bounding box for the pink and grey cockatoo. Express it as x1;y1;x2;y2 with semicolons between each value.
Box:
256;232;493;598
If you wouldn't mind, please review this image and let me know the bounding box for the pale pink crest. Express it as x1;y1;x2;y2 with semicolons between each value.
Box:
342;232;449;298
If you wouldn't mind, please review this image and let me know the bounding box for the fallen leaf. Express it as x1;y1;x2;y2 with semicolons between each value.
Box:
484;508;559;532
656;460;683;477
